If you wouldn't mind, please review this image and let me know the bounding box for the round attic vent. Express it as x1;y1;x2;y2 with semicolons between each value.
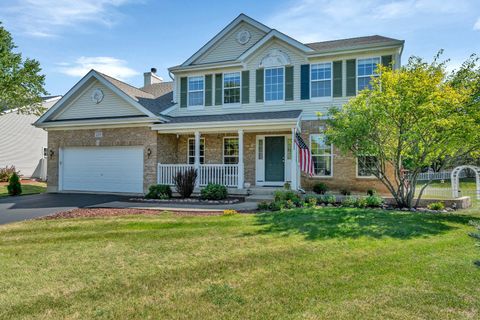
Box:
91;88;104;104
236;30;251;45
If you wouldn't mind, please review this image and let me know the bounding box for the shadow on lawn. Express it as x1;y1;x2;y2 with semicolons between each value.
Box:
252;208;479;240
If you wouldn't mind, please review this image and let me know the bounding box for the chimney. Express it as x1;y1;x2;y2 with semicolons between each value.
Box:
144;67;163;87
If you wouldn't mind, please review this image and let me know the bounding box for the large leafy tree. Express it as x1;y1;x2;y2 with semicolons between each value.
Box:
0;22;47;115
326;53;480;208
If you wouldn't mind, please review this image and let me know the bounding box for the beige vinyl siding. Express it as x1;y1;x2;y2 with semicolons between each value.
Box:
194;21;267;65
170;38;400;119
53;80;144;120
0;98;59;178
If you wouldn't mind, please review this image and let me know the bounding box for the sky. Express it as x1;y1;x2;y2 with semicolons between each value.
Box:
0;0;479;96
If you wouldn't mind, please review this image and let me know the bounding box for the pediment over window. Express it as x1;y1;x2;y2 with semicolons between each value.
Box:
259;49;291;68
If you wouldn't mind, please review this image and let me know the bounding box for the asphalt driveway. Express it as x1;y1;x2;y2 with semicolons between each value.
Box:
0;193;131;225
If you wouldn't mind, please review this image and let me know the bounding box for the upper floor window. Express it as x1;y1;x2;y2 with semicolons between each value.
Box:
311;63;332;98
223;72;241;105
188;76;204;107
265;67;284;102
310;134;333;177
188;138;205;164
357;57;380;91
223;137;239;164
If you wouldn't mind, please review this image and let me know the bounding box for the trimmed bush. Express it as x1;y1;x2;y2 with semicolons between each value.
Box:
340;188;351;196
173;168;197;198
268;201;282;211
318;194;336;205
201;183;228;200
0;165;20;182
304;195;317;207
257;201;269;211
7;172;22;196
146;184;172;199
367;189;377;196
365;195;383;207
427;202;445;210
354;197;368;208
274;190;302;206
312;183;328;194
342;196;358;207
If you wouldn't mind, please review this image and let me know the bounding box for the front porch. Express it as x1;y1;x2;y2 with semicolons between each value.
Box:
152;110;302;190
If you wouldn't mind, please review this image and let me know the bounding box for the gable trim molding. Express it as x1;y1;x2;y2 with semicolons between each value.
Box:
181;14;271;67
34;70;159;127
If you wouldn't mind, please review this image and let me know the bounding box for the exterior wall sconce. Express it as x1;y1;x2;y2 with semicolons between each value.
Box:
147;148;152;158
49;149;55;160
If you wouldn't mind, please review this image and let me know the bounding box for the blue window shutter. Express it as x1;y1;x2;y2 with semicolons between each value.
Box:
300;64;310;100
180;77;187;108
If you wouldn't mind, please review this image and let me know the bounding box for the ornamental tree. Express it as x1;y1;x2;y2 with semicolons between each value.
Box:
326;53;480;208
0;22;47;115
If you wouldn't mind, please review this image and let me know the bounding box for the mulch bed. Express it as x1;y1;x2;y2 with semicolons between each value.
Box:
37;208;227;220
129;196;244;205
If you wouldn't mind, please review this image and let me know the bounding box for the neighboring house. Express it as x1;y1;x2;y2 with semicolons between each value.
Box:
1;96;62;180
34;14;404;194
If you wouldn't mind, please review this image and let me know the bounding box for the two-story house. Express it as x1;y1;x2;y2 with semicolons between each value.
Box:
34;14;404;194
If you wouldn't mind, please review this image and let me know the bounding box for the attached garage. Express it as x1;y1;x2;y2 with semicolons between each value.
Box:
60;146;144;193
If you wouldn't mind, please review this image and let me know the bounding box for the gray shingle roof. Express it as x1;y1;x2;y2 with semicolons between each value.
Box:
163;110;302;124
96;71;174;114
306;35;403;52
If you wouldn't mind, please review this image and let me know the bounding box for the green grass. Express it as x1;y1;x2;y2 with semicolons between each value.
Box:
1;208;480;319
0;181;46;197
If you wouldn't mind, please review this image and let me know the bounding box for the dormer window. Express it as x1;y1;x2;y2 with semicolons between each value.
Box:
188;76;204;107
223;72;241;104
265;67;284;102
357;57;380;91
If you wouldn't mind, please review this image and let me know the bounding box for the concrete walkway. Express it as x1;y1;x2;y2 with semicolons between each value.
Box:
0;193;258;225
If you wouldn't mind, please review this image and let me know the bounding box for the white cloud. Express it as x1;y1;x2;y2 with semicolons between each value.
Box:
1;0;133;37
58;56;139;80
474;18;480;30
266;0;472;42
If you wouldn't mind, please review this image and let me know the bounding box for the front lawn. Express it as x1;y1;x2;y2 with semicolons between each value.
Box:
0;181;46;197
1;208;479;319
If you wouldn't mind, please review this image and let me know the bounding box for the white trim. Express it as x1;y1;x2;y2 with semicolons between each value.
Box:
181;14;271;66
36;117;156;129
187;75;205;109
309;133;334;178
264;66;285;104
187;137;205;165
222;71;242;107
310;62;333;101
306;44;404;58
356;56;381;94
238;29;314;62
34;70;158;127
222;136;239;164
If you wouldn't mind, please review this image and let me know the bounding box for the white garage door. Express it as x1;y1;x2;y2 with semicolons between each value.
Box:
61;147;144;193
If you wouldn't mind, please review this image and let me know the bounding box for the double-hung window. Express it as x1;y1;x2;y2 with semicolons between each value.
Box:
223;72;241;104
311;63;332;98
357;57;380;91
188;76;204;107
357;156;378;177
265;67;284;102
310;134;333;177
223;137;239;164
188;138;205;164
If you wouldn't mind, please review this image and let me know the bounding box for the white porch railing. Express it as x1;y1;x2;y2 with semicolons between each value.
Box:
157;164;239;188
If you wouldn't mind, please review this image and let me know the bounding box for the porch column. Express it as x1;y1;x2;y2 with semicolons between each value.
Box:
194;131;201;188
291;128;298;190
237;129;244;189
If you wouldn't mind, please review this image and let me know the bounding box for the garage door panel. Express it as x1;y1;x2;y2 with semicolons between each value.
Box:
61;147;143;193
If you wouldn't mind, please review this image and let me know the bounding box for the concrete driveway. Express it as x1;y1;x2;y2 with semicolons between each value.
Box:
0;193;131;225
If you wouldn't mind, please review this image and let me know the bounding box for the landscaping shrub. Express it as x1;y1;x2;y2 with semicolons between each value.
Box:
283;182;291;190
304;195;317;207
342;196;358;207
274;190;302;206
7;172;22;196
284;199;296;209
0;165;19;182
268;201;282;211
340;188;351;196
201;183;228;200
354;197;368;208
313;182;328;194
367;188;377;196
257;201;269;211
145;184;172;199
173;168;197;198
320;194;336;205
365;195;383;207
427;202;445;211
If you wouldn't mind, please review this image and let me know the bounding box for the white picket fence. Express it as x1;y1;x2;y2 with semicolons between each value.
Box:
157;163;239;187
416;170;470;181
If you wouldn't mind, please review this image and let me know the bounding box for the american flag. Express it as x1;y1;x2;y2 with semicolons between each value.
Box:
295;131;314;176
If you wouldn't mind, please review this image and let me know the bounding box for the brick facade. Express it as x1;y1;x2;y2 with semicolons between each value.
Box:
47;126;157;193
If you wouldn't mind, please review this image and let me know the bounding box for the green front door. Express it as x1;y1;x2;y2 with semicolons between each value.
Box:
265;136;285;182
